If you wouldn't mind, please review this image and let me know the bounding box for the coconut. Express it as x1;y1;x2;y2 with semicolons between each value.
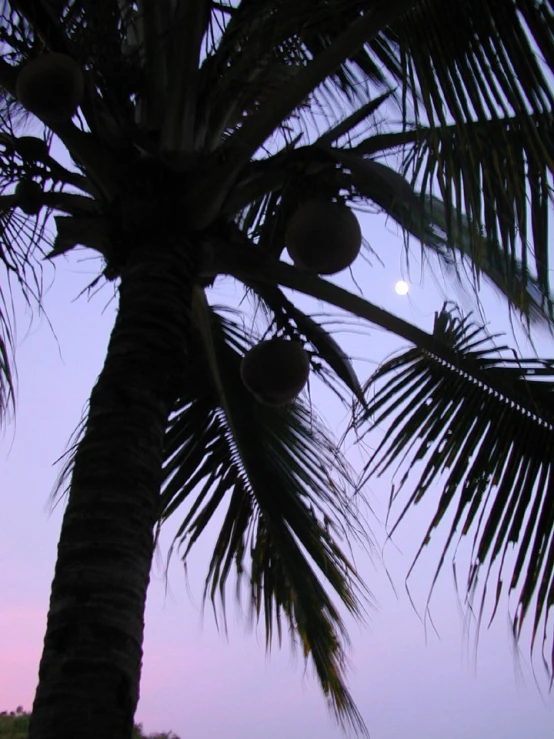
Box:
15;180;43;215
15;136;50;162
16;53;84;122
285;199;362;275
240;338;310;406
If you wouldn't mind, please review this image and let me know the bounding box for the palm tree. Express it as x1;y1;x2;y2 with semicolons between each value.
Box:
0;1;554;737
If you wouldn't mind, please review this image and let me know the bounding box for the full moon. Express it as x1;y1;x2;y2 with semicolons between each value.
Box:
395;280;410;295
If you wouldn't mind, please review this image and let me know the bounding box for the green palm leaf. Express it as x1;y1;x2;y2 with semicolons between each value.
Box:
355;305;554;669
158;289;370;736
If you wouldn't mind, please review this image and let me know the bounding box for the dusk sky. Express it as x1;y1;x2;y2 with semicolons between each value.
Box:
2;135;554;737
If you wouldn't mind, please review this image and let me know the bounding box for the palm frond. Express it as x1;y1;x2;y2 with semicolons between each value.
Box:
201;0;554;294
186;0;416;225
379;114;554;320
387;0;554;125
5;0;73;52
326;149;444;245
316;90;395;148
421;194;554;326
199;0;398;139
354;304;554;672
161;0;211;153
218;0;554;144
0;279;15;422
0;170;52;423
158;290;370;736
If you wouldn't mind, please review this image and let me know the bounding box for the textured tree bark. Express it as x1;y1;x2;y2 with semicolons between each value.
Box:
28;244;196;739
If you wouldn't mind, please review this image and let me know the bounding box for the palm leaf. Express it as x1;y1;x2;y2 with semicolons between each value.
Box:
317;90;395;147
158;290;370;736
420;194;554;326
198;1;400;150
187;0;416;226
0;276;15;421
335;111;554;323
0;167;52;422
386;0;554;126
238;0;554;140
380;115;554;319
211;0;554;312
354;304;554;671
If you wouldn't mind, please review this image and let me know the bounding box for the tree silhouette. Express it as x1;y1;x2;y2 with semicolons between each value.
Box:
0;1;553;738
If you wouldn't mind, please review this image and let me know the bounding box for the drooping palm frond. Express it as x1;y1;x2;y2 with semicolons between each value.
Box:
365;114;554;322
208;0;554;148
420;193;554;326
158;290;370;736
0;132;56;421
0;202;45;409
217;157;553;342
391;0;554;122
0;95;96;419
317;1;554;318
0;275;15;421
354;304;554;671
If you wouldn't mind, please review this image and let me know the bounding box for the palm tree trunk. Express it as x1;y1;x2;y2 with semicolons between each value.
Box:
28;245;196;739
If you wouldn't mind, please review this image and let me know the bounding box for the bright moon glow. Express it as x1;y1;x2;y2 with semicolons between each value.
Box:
395;280;410;295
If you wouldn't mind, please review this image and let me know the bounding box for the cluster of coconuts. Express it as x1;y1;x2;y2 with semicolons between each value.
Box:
240;201;361;405
16;53;84;122
12;54;83;214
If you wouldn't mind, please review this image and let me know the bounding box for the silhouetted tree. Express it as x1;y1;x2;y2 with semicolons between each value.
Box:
0;2;553;738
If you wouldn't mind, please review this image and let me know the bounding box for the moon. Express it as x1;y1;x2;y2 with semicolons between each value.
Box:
395;280;410;295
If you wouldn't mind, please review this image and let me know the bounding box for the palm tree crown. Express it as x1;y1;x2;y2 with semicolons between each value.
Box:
1;1;554;738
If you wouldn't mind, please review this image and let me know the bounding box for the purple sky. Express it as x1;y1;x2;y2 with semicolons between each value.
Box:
2;184;554;738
